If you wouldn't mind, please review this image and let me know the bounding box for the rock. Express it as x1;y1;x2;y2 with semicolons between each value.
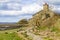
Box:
28;3;60;27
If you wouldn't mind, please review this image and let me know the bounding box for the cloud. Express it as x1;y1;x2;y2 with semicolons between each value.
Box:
0;10;22;16
0;3;42;16
0;0;60;22
0;0;42;10
0;0;21;2
22;3;42;13
0;0;10;2
43;0;60;8
0;0;42;22
39;0;60;13
0;2;22;10
43;0;60;4
7;3;22;10
0;14;32;22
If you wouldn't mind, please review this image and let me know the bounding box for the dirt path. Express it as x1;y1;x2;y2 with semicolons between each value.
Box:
26;31;42;40
17;27;42;40
17;32;28;40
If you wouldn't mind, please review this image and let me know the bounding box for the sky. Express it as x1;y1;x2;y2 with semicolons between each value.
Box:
0;0;60;22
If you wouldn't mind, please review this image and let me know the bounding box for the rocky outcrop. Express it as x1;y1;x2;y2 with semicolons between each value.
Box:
28;3;60;27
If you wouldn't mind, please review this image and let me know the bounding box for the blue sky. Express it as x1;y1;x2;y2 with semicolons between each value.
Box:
0;0;60;22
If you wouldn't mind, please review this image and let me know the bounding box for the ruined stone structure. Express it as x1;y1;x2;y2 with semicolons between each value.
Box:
28;3;60;27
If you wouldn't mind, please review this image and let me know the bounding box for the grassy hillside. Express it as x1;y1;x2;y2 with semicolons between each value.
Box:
0;28;25;40
30;25;60;40
0;32;23;40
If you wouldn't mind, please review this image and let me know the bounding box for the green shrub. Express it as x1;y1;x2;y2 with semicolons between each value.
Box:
43;37;53;40
50;27;60;32
36;26;48;31
5;32;8;34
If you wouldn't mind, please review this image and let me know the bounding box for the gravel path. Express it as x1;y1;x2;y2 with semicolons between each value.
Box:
17;27;42;40
27;31;42;40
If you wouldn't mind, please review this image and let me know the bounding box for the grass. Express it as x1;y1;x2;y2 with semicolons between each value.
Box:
50;26;60;32
0;32;24;40
0;28;25;40
0;27;33;40
35;26;48;31
32;26;60;40
43;37;53;40
21;31;33;40
0;26;60;40
0;29;18;33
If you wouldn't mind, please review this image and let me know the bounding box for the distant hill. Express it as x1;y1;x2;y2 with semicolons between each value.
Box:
0;22;16;24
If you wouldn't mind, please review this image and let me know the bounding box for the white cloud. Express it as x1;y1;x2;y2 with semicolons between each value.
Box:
0;0;21;2
0;0;60;22
0;10;22;15
0;0;9;2
42;0;60;3
22;3;42;13
0;3;42;16
0;0;60;16
52;6;60;12
7;3;22;10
